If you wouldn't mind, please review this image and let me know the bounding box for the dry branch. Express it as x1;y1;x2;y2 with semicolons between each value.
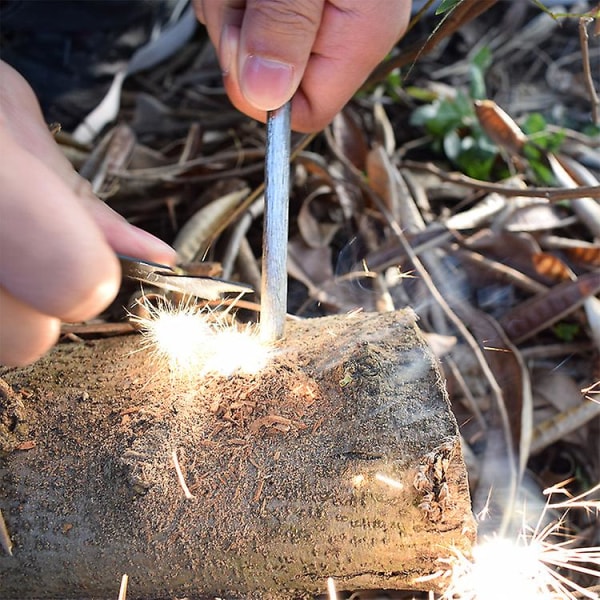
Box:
0;311;475;599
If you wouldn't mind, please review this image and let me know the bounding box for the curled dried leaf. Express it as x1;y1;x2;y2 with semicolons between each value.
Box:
173;186;250;262
474;99;528;155
564;245;600;269
297;185;342;249
532;253;575;283
331;109;369;171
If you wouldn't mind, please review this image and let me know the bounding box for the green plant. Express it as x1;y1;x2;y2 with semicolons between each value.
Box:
409;46;566;183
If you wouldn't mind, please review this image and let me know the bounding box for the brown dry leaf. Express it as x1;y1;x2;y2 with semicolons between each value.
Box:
474;99;528;155
466;230;545;282
288;236;334;290
173;185;250;262
330;108;369;171
297;185;342;249
499;271;600;344
373;99;396;157
532;252;575;283
80;124;136;195
366;145;402;222
564;245;600;269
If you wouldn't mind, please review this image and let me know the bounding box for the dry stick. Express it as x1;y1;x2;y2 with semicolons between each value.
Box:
401;160;600;200
364;0;499;86
579;17;600;125
260;102;291;343
531;397;600;455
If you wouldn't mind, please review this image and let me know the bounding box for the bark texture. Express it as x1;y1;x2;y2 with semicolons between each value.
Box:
0;310;475;599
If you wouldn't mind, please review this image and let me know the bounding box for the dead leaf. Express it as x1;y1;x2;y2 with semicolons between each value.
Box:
373;99;396;156
445;192;506;230
533;371;585;414
331;108;369;171
564;245;600;269
584;296;600;351
499;271;600;344
0;509;12;556
474;99;528;155
297;185;342;249
422;332;457;358
532;253;575;283
367;145;401;220
173;185;250;262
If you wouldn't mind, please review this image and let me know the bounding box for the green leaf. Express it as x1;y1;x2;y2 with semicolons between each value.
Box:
522;112;547;135
435;0;462;15
521;114;565;152
405;86;439;102
552;322;580;342
453;137;497;180
469;47;491;100
410;99;466;136
443;130;463;161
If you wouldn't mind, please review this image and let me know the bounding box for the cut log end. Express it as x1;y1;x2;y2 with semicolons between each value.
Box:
0;310;475;598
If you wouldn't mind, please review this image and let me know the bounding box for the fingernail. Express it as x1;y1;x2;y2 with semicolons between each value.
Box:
128;226;177;264
241;55;294;111
219;24;238;76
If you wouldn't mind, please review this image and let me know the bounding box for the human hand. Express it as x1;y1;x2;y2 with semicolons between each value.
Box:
0;61;176;367
194;0;411;132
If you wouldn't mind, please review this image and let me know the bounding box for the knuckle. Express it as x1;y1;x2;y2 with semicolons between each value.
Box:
251;0;322;35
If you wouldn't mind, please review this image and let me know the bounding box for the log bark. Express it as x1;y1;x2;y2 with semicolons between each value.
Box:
0;310;475;599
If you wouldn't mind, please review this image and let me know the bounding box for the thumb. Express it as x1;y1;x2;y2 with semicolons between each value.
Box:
229;0;323;111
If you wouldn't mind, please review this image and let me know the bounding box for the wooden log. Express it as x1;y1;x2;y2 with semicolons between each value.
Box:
0;310;475;598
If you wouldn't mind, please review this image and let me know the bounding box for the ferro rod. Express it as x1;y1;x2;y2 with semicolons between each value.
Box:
260;101;291;342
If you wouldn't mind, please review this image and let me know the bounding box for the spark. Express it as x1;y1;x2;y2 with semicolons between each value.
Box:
117;574;128;600
130;298;271;378
375;472;405;491
438;483;600;600
0;508;12;556
582;380;600;403
327;577;337;600
172;449;195;500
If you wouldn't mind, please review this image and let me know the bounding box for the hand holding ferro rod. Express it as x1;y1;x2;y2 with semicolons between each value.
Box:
260;102;291;343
